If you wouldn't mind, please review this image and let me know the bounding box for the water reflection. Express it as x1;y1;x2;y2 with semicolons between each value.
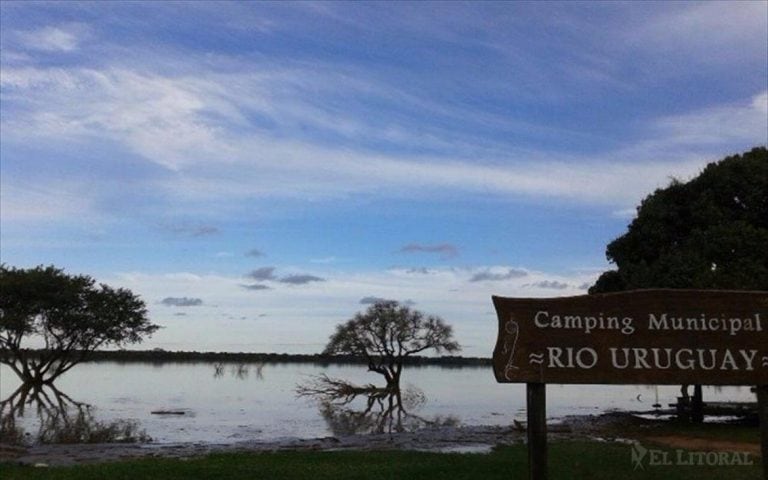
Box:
1;362;757;445
320;390;459;436
0;383;150;446
212;362;264;380
297;375;458;435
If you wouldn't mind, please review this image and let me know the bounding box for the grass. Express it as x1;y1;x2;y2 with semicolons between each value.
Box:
0;441;763;480
644;420;760;444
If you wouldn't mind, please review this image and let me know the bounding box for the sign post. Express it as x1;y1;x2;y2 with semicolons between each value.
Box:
492;289;768;479
526;383;547;480
759;385;768;480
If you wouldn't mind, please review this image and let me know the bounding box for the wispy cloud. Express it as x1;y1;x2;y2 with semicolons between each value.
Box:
110;265;599;355
470;268;528;282
245;248;264;258
246;267;277;281
399;243;459;258
525;280;569;290
3;2;763;355
4;62;762;225
359;296;392;305
244;267;325;286
193;226;219;236
653;91;768;146
611;208;637;219
629;2;767;66
310;256;338;264
278;274;325;285
0;177;95;223
16;24;85;52
360;296;416;306
405;267;434;275
159;222;219;237
160;296;203;307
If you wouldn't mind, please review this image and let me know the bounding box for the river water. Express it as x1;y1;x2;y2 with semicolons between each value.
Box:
0;361;756;445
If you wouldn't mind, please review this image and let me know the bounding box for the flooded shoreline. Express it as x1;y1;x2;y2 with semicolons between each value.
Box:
1;361;757;447
2;412;760;467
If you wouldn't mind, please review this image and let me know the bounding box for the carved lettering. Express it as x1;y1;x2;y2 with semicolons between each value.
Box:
494;290;767;385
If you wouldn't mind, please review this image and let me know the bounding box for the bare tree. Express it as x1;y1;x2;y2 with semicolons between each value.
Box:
322;301;460;391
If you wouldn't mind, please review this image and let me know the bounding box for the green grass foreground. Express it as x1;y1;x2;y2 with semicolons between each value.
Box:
0;442;763;480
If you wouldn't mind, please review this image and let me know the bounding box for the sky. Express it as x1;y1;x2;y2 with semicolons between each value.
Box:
1;1;767;357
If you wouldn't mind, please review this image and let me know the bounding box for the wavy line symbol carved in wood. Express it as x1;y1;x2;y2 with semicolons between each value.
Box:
502;315;520;380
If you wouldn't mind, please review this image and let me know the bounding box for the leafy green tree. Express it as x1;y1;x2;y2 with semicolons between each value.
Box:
590;147;768;293
0;265;160;384
322;301;460;391
589;146;767;422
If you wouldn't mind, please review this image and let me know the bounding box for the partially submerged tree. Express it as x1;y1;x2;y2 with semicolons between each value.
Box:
0;265;160;384
322;301;460;391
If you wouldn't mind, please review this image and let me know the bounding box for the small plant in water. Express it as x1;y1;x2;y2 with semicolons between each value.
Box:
39;409;151;444
212;362;265;380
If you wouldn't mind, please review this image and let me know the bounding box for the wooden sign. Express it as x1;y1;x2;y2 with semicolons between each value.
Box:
492;289;768;480
493;289;768;385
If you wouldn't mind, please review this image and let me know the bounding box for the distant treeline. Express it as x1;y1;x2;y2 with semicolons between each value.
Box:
4;349;492;368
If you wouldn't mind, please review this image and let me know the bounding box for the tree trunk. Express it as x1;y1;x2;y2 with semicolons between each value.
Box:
691;385;704;423
385;363;403;392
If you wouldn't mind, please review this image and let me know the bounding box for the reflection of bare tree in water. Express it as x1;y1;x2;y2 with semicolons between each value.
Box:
296;375;458;435
212;362;264;380
0;383;150;446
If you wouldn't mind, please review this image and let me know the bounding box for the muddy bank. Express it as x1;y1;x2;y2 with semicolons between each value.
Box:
1;412;759;467
1;423;565;466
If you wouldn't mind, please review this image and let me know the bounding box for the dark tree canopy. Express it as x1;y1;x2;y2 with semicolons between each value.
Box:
590;147;768;293
322;301;460;390
0;265;160;384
